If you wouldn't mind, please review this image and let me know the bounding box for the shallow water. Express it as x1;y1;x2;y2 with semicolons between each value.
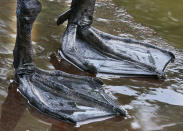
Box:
113;0;183;50
0;0;183;131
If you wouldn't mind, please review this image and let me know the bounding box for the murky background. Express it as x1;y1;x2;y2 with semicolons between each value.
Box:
0;0;183;130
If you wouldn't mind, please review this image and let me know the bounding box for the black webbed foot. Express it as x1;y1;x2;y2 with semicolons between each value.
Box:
58;0;175;78
16;64;126;123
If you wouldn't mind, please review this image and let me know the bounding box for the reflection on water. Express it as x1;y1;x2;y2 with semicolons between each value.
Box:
0;0;183;130
113;0;183;49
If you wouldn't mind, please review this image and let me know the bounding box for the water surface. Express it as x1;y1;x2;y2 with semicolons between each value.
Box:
0;0;183;131
113;0;183;49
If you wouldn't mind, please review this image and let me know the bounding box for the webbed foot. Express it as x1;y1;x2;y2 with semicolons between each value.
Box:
58;0;175;78
16;64;126;123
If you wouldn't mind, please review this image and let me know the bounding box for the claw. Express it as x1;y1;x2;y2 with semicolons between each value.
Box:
57;9;72;26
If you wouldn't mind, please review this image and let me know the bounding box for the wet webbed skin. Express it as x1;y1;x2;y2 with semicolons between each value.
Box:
58;0;175;78
13;0;126;124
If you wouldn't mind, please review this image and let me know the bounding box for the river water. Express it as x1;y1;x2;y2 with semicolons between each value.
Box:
0;0;183;130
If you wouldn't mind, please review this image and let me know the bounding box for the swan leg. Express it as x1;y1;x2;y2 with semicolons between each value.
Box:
13;0;41;70
57;0;95;28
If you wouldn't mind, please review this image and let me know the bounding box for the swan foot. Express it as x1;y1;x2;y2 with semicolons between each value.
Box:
15;64;126;123
58;0;174;77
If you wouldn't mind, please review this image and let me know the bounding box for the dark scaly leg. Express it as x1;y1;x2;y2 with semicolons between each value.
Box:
13;0;41;70
68;0;95;27
57;0;95;27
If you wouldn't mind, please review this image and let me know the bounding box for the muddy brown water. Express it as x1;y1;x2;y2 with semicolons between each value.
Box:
0;0;183;130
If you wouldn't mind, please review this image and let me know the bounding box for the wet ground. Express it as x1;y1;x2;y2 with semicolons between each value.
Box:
0;0;183;130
